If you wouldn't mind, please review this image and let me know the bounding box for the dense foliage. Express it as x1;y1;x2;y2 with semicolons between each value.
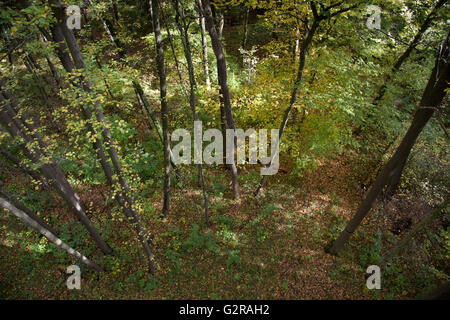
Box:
0;0;448;299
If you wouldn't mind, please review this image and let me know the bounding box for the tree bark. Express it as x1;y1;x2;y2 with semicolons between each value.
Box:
0;146;49;189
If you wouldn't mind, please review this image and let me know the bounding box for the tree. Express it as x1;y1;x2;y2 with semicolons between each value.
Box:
330;34;450;255
0;85;113;255
373;0;448;104
254;1;359;196
150;0;171;218
195;0;211;89
201;0;239;199
49;0;157;273
171;0;210;225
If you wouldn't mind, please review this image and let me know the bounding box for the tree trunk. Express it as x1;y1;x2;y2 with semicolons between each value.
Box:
160;5;187;97
418;282;450;300
330;36;450;254
218;11;224;39
384;156;408;198
196;0;211;90
110;0;120;22
150;0;171;218
242;7;249;49
254;2;360;197
201;0;239;199
171;0;210;225
132;80;182;183
0;197;103;272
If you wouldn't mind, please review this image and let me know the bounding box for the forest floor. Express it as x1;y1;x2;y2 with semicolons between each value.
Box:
1;149;441;300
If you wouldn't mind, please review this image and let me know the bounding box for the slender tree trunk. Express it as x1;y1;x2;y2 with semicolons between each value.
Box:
49;24;75;72
95;56;116;100
330;36;450;254
45;55;63;90
384;156;408;198
150;0;171;217
419;282;450;300
171;0;210;225
196;0;211;90
242;7;249;49
84;0;123;57
293;27;300;62
110;0;120;22
159;5;187;97
132;80;182;182
254;2;358;196
201;0;239;199
0;197;103;272
217;11;224;39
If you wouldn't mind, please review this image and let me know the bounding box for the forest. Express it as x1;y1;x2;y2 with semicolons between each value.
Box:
0;0;448;300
